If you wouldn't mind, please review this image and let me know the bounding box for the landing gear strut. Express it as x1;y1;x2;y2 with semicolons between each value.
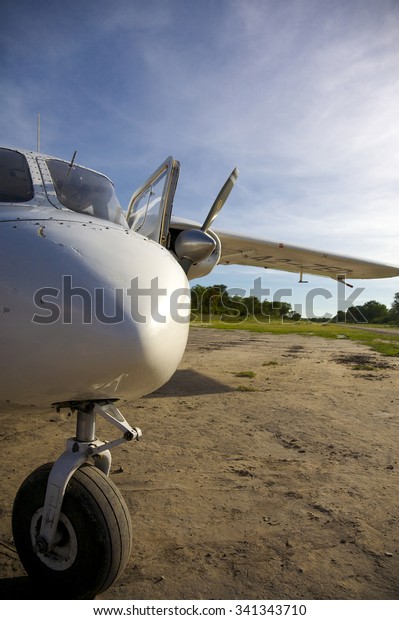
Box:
12;401;141;599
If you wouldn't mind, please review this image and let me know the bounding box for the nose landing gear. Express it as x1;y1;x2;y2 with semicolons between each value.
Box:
12;401;141;599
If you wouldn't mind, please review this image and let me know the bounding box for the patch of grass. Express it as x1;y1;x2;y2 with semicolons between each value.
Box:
236;385;257;392
234;370;256;378
192;317;399;357
262;361;279;366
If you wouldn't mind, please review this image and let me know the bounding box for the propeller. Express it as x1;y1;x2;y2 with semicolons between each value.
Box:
175;167;239;274
201;167;239;232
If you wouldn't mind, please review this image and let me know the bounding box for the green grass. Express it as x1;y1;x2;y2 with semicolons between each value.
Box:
234;370;256;378
190;316;399;357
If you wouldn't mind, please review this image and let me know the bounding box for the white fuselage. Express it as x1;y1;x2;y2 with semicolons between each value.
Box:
0;205;190;410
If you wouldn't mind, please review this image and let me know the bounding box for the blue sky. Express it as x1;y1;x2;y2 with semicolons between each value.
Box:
2;0;399;318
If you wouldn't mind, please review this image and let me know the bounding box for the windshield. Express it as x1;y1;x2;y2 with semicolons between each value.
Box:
0;148;34;203
46;159;127;226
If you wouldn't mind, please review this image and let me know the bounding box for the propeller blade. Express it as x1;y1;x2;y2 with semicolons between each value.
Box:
201;167;239;232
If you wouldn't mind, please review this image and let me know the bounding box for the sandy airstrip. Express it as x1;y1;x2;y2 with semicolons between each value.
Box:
0;326;398;600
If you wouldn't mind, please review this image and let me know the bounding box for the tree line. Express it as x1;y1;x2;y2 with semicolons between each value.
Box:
190;284;399;324
336;294;399;324
191;284;300;322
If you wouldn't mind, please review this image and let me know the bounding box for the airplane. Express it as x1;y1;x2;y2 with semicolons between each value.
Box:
1;146;398;599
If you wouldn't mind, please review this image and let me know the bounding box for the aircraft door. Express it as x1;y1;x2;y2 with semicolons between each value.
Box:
127;157;180;246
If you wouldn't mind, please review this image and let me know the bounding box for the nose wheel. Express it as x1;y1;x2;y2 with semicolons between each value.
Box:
11;401;141;599
12;462;132;599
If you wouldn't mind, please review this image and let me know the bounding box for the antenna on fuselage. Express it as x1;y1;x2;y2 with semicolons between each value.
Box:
67;150;77;175
36;113;40;152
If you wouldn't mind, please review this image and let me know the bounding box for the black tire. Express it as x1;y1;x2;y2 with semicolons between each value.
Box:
12;462;132;599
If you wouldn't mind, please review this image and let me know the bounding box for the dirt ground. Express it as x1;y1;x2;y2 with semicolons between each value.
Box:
0;326;398;600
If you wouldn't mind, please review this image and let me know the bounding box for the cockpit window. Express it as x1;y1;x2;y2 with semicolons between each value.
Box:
46;159;127;226
0;148;34;203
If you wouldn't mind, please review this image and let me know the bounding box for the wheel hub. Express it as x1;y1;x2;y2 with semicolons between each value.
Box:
31;508;78;571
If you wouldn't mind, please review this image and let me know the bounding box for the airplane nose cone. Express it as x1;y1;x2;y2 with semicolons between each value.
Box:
0;220;190;407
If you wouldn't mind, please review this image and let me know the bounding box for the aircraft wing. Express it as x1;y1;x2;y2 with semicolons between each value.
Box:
216;230;399;280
